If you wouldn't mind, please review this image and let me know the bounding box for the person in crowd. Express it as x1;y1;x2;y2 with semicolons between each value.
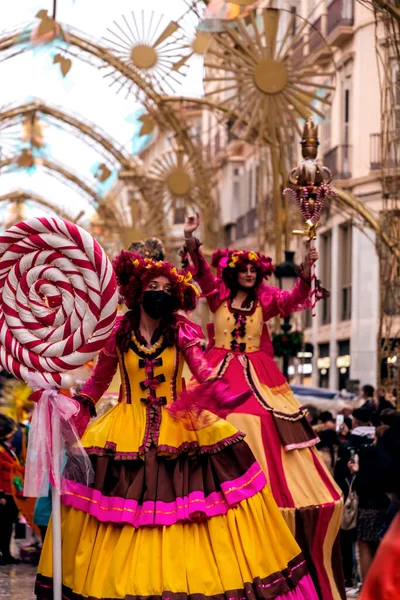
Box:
376;387;395;415
303;403;319;426
358;415;400;599
315;412;340;475
0;414;21;564
334;407;377;593
360;385;377;411
33;492;52;543
338;416;352;445
345;419;390;591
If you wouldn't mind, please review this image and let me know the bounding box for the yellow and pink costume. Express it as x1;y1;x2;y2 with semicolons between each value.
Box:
182;245;345;600
36;314;318;600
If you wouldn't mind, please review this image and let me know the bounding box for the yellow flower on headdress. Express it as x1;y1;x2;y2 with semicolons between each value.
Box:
228;254;239;268
177;270;200;296
132;259;140;268
248;251;259;262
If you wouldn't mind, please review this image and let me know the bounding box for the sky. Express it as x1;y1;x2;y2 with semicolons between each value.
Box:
0;0;204;226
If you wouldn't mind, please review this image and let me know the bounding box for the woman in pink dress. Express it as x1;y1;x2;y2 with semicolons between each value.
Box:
179;215;345;600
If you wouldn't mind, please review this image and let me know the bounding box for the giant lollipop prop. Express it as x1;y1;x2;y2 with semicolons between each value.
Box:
0;217;118;600
283;119;336;316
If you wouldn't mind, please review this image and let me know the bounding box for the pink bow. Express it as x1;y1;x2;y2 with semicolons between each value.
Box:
24;375;93;497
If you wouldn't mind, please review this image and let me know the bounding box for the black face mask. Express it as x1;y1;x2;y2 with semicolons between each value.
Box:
142;291;174;320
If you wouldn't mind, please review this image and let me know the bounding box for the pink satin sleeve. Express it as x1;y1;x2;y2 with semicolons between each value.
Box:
260;279;312;320
79;326;119;405
177;318;213;383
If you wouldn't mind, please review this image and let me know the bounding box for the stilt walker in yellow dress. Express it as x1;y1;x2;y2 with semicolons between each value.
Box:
178;215;345;600
36;251;318;600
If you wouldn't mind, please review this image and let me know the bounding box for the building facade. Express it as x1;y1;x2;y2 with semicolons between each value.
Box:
200;0;392;390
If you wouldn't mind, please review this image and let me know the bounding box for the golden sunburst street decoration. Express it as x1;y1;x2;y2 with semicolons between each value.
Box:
148;146;197;209
171;30;211;72
102;11;190;93
203;7;335;143
142;145;215;227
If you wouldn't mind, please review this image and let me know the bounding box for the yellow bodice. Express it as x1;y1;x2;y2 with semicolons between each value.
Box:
80;334;240;457
119;339;185;407
214;302;264;353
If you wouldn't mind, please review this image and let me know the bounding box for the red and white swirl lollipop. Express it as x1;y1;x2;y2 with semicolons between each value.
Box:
0;217;118;387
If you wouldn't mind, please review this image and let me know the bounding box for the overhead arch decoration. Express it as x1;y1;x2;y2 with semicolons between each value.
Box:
0;100;140;172
0;190;77;222
0;154;105;213
0;16;218;246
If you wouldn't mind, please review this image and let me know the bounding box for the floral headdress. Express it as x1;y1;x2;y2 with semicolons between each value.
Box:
211;248;274;281
113;251;199;311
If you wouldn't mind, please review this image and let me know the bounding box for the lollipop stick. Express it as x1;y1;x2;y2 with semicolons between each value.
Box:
51;412;62;600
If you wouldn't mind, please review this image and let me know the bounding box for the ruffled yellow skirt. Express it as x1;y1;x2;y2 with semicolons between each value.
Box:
37;486;313;599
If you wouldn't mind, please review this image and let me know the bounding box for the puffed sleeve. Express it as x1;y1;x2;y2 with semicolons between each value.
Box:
260;279;313;320
177;317;213;383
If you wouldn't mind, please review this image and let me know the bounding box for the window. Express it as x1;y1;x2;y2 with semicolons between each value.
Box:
337;340;351;390
318;343;330;389
173;199;186;224
290;6;297;37
248;168;253;209
339;223;352;321
224;224;234;246
343;77;351;145
304;308;312;329
321;231;332;325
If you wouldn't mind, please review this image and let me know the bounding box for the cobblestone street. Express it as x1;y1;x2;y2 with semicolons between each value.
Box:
0;564;36;600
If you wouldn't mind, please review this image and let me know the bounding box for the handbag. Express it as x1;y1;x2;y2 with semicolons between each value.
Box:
341;476;358;530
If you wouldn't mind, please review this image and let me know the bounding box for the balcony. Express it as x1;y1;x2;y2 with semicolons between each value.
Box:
246;207;258;235
309;17;322;53
370;133;400;170
324;145;352;179
327;0;354;46
236;215;246;240
308;16;332;62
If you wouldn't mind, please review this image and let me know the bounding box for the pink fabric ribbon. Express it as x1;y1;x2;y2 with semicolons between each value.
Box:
24;374;93;497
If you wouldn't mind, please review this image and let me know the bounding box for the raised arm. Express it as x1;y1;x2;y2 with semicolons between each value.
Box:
261;247;324;319
182;214;223;312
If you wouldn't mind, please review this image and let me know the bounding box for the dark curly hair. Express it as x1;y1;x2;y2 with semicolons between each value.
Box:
211;249;274;307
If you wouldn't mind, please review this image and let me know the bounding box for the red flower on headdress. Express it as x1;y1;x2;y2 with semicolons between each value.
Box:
113;251;199;312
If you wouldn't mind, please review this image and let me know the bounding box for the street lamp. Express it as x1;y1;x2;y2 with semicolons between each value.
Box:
274;250;298;380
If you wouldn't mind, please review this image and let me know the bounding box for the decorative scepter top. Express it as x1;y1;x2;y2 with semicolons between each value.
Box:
289;117;331;189
300;119;319;160
283;118;337;316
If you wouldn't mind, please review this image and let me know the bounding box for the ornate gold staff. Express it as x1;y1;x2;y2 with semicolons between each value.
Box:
283;119;336;316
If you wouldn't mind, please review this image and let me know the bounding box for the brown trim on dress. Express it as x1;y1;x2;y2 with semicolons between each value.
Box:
35;553;308;600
